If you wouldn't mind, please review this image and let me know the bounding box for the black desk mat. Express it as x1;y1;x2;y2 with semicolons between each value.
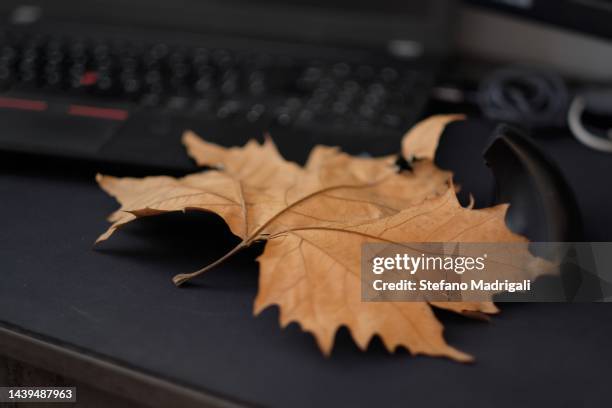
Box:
1;120;611;407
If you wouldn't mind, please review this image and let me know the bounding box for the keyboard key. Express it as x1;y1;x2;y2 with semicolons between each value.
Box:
192;98;215;114
246;103;266;122
166;96;189;111
140;93;161;107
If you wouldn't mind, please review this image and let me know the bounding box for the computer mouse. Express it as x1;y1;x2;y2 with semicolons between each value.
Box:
434;119;581;242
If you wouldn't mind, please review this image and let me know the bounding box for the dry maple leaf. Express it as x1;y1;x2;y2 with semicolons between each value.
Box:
96;115;549;362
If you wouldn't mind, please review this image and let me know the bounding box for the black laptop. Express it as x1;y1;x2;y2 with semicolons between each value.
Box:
0;0;454;172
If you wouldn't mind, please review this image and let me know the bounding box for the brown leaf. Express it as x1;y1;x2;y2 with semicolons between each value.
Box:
401;114;465;161
96;117;548;362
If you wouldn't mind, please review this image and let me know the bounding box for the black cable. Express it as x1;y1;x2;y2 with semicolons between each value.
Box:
568;89;612;152
477;66;569;129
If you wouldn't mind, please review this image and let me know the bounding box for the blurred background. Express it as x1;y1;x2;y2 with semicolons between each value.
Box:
2;2;612;407
0;0;611;170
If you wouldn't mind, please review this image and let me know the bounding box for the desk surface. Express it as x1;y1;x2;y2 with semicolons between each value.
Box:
1;120;612;407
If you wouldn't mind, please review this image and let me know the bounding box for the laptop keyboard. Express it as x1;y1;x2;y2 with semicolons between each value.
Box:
0;29;432;137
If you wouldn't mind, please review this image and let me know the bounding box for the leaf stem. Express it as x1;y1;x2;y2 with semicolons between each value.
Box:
173;172;396;286
173;241;248;286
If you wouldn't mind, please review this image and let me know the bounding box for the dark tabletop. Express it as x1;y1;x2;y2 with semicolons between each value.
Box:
1;119;612;407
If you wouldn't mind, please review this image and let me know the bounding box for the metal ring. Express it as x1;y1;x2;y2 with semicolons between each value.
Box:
567;96;612;153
